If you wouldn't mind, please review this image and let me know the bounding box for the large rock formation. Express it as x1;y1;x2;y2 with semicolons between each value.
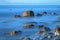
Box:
22;10;34;17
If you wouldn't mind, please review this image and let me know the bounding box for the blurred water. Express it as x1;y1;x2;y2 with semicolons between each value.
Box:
0;5;60;40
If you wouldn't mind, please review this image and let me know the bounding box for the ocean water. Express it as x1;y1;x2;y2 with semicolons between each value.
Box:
0;5;60;40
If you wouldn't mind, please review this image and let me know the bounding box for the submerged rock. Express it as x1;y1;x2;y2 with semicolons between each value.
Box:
27;22;37;24
36;31;44;35
38;25;45;29
15;15;21;18
58;17;60;21
20;37;31;40
10;30;22;36
37;13;43;16
50;12;56;15
48;35;52;39
42;27;51;32
22;10;34;17
54;27;60;36
23;23;34;29
42;11;47;15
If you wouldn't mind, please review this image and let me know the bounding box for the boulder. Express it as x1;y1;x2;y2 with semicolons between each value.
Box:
38;25;45;29
42;11;47;15
15;15;21;18
37;13;42;16
50;12;56;15
22;10;34;17
54;27;60;36
23;23;34;29
20;37;31;40
10;30;22;36
42;27;51;32
36;31;44;35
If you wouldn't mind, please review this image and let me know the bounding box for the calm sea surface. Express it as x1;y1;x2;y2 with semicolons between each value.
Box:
0;5;60;40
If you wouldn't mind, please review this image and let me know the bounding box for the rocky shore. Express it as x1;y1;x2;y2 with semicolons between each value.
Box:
0;10;60;40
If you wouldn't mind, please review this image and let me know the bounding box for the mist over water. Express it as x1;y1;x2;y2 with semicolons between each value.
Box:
0;5;60;40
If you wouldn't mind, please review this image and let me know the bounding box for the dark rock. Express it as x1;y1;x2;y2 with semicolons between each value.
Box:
22;10;34;17
38;25;45;29
10;30;22;36
50;12;56;15
37;13;43;16
20;37;31;40
42;11;47;15
15;15;21;18
27;22;37;24
23;23;34;29
42;27;51;32
36;31;44;35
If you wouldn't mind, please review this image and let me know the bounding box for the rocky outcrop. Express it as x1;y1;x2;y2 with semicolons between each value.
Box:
22;10;34;17
23;23;34;29
54;27;60;36
10;30;22;36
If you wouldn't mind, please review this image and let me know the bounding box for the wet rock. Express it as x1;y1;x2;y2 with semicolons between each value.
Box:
20;37;31;40
36;31;44;35
58;17;60;21
22;10;34;17
54;27;60;36
42;27;51;33
42;11;47;15
37;13;43;16
50;12;56;15
38;25;45;29
48;35;52;39
57;24;60;27
27;22;37;24
10;30;22;36
15;15;21;18
23;23;34;29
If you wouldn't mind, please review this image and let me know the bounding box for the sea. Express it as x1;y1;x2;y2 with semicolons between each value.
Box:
0;5;60;40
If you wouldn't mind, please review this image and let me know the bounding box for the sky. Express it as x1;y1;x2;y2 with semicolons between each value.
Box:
0;0;60;5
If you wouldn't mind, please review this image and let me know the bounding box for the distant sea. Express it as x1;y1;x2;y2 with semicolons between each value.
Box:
0;5;60;17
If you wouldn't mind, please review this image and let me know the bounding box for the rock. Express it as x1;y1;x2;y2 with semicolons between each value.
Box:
27;22;37;24
58;17;60;21
54;27;60;36
42;27;51;33
22;10;34;17
48;35;52;39
57;24;60;27
23;23;34;29
15;15;21;18
36;31;44;35
10;30;22;36
50;12;56;15
23;38;31;40
37;13;42;16
42;11;47;15
38;25;45;29
20;37;31;40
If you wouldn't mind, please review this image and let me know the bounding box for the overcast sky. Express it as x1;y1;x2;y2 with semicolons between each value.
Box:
0;0;60;5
